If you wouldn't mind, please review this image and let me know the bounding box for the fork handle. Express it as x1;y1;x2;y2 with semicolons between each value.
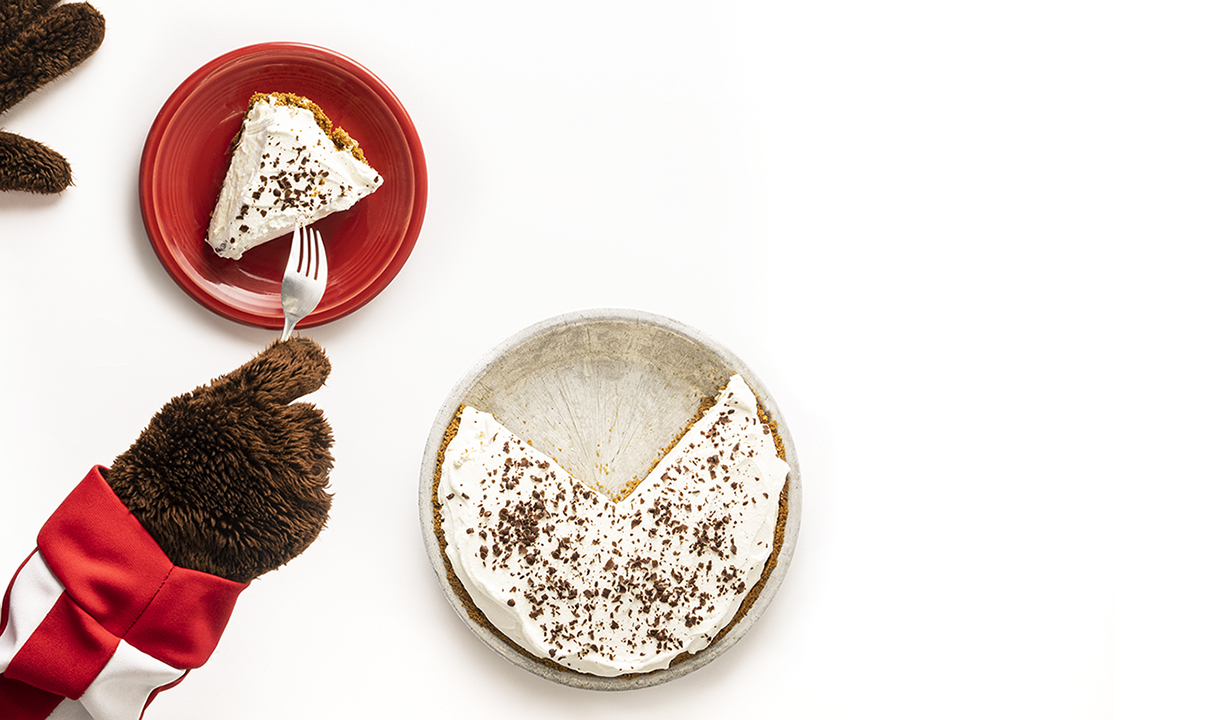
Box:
281;316;298;341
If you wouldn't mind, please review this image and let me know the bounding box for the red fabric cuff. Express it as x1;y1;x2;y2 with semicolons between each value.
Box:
36;467;248;669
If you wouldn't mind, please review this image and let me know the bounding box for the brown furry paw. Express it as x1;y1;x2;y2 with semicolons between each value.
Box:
0;130;70;192
0;1;104;193
106;338;336;583
0;1;105;112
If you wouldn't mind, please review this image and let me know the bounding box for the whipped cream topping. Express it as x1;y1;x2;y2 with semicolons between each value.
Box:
207;93;382;260
438;375;790;677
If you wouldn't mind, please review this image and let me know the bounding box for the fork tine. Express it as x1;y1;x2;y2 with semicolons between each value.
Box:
280;225;327;341
286;225;303;278
312;228;327;283
303;227;314;277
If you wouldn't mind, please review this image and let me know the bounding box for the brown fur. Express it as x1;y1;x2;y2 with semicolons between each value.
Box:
0;0;58;47
106;338;335;584
0;130;69;192
0;0;103;193
0;1;103;112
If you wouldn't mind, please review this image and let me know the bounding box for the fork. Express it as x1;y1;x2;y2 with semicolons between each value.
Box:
280;225;328;341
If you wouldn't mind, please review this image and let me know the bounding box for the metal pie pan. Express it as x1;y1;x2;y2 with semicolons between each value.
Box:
418;308;801;690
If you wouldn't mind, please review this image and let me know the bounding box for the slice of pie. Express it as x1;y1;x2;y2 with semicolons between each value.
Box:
206;92;383;260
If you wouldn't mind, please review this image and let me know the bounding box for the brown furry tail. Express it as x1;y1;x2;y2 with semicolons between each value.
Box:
106;338;336;583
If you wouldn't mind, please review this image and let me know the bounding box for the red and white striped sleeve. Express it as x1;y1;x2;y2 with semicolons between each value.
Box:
0;467;248;720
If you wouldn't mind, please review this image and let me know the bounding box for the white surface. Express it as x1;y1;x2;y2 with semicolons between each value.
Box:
0;0;1220;718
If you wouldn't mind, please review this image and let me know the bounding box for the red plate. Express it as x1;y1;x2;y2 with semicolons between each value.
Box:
139;42;427;329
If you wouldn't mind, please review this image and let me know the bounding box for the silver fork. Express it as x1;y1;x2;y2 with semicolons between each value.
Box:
280;225;328;341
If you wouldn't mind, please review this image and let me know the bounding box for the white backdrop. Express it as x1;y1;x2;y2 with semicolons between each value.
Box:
1;1;1221;718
